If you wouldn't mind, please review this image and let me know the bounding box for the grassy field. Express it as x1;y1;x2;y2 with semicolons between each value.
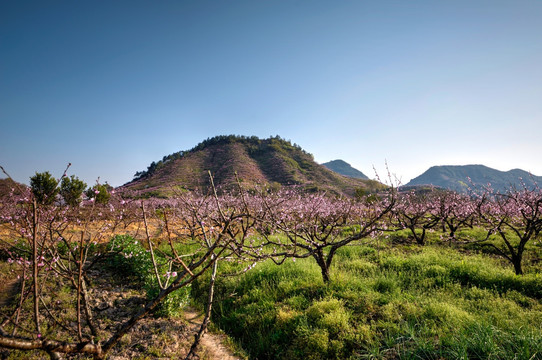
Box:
191;238;542;359
1;228;541;359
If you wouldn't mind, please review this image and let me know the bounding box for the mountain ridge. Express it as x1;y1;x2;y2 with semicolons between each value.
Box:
322;160;369;179
405;164;542;193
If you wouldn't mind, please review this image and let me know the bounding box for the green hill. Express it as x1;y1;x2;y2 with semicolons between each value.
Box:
122;135;383;197
405;164;542;193
322;159;368;179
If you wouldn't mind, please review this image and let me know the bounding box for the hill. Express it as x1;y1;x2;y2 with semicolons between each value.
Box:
0;178;26;199
405;164;542;193
122;135;384;197
322;160;368;179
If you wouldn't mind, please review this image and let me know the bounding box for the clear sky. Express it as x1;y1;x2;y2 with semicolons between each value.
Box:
2;0;542;187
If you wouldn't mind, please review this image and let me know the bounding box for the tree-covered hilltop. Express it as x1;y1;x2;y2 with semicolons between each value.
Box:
132;135;311;181
124;135;383;197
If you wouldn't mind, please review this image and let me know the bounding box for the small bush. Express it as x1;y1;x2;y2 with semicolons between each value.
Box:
107;235;152;282
106;235;188;317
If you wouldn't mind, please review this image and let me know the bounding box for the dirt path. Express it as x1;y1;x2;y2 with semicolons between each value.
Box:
0;266;242;360
183;307;243;360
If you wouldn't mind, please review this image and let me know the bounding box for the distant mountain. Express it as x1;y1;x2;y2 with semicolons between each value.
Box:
405;165;542;193
122;135;384;197
322;160;369;179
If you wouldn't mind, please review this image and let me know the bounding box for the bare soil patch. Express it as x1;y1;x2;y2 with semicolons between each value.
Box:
0;264;242;360
183;307;242;360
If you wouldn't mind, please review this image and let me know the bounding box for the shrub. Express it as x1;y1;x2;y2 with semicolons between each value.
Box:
106;235;189;317
107;235;152;282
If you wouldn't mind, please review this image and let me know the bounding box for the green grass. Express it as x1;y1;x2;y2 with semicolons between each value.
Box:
106;235;191;317
193;242;542;360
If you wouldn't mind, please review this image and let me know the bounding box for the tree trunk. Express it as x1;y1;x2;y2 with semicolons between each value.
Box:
313;250;330;283
410;226;425;246
185;258;218;360
512;255;523;275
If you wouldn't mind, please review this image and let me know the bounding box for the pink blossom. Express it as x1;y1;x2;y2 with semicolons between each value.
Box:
166;271;177;278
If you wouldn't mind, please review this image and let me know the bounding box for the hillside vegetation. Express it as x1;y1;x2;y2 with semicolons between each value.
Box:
123;135;383;197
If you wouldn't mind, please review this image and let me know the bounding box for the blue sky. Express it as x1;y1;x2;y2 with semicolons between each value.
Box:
2;1;542;186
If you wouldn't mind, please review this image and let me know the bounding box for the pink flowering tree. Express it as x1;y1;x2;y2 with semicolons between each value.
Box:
434;190;478;244
138;176;262;359
252;188;396;283
0;166;145;358
476;185;542;275
0;168;257;359
391;190;440;245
